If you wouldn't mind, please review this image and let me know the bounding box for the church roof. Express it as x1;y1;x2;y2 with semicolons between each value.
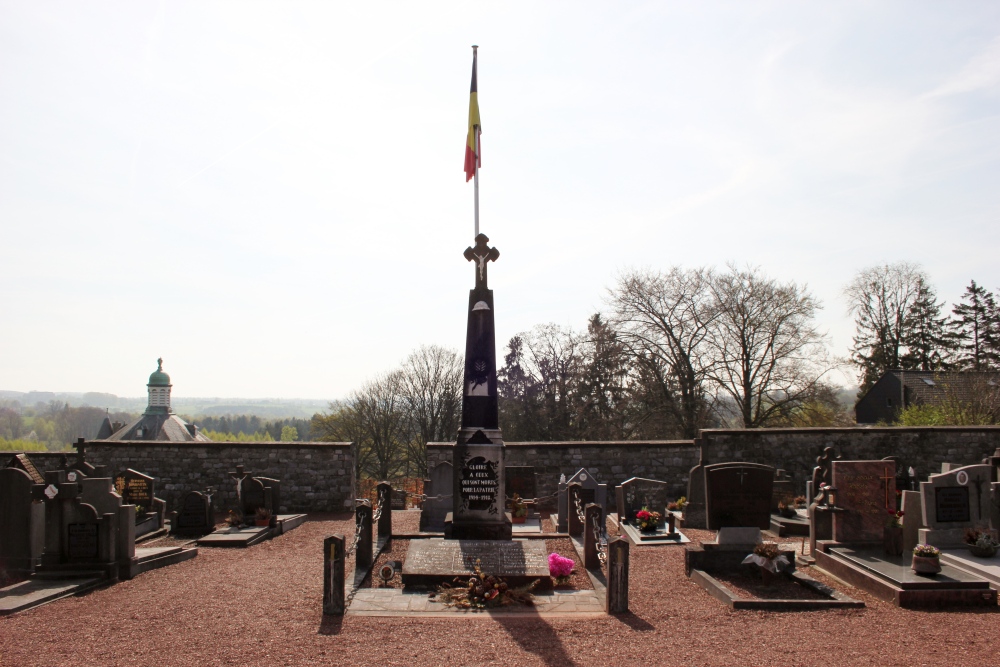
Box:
102;413;211;442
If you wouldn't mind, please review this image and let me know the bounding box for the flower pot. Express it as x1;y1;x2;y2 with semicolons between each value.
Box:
883;525;904;557
968;544;998;558
639;524;658;533
255;518;270;527
912;555;941;575
511;516;527;524
779;507;797;519
759;565;778;586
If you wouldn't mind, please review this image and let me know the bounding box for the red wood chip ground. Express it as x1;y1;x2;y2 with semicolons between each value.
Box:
1;512;996;665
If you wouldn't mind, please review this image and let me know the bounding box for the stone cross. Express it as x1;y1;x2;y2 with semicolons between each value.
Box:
463;233;499;290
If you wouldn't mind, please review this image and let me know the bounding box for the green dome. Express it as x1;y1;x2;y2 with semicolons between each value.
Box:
148;358;171;386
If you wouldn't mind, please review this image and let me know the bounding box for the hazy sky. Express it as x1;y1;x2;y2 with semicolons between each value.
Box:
2;2;999;399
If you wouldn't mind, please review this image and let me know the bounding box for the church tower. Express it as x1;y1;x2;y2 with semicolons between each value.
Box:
145;357;173;415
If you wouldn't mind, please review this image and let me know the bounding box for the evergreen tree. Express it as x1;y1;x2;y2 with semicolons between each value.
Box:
951;280;1000;371
900;278;952;371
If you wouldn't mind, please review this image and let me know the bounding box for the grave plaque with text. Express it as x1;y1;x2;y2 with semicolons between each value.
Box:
935;487;971;524
832;460;895;543
114;469;155;510
67;523;99;560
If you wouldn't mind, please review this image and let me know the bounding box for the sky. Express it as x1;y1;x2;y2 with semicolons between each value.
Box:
1;2;999;400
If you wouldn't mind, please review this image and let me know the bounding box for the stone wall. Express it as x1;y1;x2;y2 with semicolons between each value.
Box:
428;441;700;507
76;441;355;513
428;426;1000;509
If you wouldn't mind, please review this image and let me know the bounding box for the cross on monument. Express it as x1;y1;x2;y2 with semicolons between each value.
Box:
735;469;748;486
463;233;499;290
878;466;894;510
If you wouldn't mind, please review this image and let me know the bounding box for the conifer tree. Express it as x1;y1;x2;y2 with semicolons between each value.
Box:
900;278;952;371
951;280;1000;371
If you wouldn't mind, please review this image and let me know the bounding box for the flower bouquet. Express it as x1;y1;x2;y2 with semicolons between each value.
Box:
777;501;797;519
549;552;574;585
635;507;662;533
433;559;537;609
741;541;789;584
964;528;1000;558
510;493;528;524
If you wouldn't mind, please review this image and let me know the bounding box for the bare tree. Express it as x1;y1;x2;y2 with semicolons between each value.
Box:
845;262;926;394
706;264;830;428
312;373;409;481
608;268;716;439
397;345;463;476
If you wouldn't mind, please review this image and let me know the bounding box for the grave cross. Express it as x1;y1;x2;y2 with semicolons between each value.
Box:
463;233;499;290
229;465;253;510
878;467;894;510
735;469;747;486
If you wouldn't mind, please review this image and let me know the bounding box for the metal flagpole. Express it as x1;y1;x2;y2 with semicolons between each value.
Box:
473;44;479;238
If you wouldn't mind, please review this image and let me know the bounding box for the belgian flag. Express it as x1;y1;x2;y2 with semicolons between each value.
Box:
464;48;481;182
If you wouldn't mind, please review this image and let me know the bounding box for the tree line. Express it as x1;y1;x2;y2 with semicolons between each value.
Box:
846;262;1000;393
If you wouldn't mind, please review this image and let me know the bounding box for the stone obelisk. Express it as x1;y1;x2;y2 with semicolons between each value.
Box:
449;233;512;540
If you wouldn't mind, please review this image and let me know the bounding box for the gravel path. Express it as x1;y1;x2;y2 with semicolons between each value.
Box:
2;513;997;666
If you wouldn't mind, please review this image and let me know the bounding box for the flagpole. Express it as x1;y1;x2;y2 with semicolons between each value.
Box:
472;44;479;239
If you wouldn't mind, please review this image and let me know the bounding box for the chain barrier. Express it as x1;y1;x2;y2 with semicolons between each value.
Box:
591;510;608;568
572;490;585;525
346;516;363;555
372;493;384;523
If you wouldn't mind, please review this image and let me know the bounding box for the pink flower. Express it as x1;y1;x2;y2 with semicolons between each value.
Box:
548;553;574;578
636;510;651;520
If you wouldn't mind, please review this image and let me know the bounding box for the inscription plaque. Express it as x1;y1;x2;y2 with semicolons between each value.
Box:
114;471;154;509
402;539;548;579
460;456;499;512
67;523;99;560
935;486;970;524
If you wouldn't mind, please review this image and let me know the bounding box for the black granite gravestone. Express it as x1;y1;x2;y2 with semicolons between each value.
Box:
935;487;971;523
173;491;214;536
114;469;155;514
704;463;775;530
505;466;537;501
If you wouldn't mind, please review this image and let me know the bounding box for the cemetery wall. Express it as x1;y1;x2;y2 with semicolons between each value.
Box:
78;441;356;513
429;426;1000;506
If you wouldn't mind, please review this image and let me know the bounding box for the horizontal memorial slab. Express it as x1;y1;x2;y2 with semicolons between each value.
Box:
402;539;549;588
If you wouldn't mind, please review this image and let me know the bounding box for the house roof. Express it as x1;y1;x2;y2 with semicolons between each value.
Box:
103;413;211;442
886;370;1000;406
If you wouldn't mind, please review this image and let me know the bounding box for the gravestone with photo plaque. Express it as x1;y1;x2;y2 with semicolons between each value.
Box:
919;464;992;548
616;476;690;544
704;463;775;530
558;468;607;532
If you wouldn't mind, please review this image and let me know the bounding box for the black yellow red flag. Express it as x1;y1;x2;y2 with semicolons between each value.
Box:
464;50;481;182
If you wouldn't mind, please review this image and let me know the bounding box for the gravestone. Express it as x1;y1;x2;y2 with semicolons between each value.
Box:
401;538;549;588
391;489;407;510
36;470;118;580
683;453;708;529
558;468;607;532
616;477;668;528
505;466;537;502
256;477;282;513
0;467;44;574
173;491;214;536
771;469;795;511
240;476;278;518
79;476;136;569
419;461;452;532
6;454;45;485
808;446;840;556
704;463;775;530
113;469;155;512
919;464;992;548
831;460;895;543
900;490;923;555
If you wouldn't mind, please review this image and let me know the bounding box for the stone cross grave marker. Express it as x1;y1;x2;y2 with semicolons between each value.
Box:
704;463;775;530
229;465;252;517
919;464;993;547
831;460;895;544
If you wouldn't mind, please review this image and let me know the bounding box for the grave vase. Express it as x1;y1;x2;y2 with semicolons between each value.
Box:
883;525;903;557
911;555;941;575
758;565;778;586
